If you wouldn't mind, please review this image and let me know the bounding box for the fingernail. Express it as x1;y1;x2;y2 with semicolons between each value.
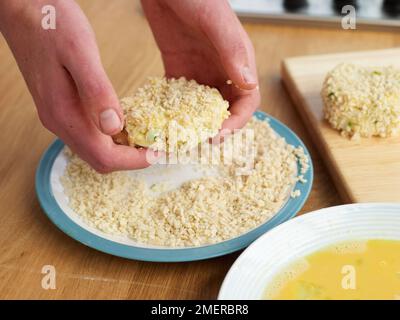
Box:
241;66;257;85
99;109;121;134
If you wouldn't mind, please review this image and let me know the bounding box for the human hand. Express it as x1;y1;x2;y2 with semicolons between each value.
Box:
0;0;156;173
141;0;260;133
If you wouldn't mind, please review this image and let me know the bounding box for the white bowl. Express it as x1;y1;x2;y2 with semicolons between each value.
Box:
218;203;400;299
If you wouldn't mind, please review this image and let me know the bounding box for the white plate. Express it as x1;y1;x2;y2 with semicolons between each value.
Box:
36;112;313;262
218;203;400;299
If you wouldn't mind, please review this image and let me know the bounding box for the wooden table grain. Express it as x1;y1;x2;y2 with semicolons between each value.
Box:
0;0;399;299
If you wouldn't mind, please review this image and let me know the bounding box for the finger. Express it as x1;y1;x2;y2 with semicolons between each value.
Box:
59;23;123;136
221;88;261;131
61;123;158;173
57;104;156;172
197;0;258;90
108;143;163;170
47;66;157;172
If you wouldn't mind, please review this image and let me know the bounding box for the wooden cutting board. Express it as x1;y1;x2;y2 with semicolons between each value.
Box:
281;48;400;203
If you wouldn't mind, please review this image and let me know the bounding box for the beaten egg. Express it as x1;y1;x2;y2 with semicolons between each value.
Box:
264;240;400;300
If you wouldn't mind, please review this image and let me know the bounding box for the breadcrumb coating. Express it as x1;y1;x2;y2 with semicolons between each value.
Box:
120;77;230;153
322;63;400;139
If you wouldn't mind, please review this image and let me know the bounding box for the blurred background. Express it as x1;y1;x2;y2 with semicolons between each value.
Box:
230;0;400;29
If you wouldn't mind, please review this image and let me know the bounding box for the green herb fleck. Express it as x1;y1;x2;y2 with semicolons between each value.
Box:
328;92;335;99
146;131;159;143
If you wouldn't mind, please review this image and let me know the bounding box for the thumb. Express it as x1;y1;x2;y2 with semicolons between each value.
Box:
217;33;258;90
198;1;258;90
62;43;124;136
71;65;123;136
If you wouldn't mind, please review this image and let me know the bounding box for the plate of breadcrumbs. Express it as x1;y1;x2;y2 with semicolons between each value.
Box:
36;110;313;262
36;75;312;261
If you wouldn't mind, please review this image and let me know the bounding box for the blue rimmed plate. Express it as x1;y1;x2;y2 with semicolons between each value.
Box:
35;111;313;262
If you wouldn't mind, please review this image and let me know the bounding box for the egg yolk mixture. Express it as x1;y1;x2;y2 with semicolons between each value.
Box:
264;240;400;300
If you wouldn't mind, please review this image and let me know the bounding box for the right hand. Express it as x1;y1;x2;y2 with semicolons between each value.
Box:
0;0;155;173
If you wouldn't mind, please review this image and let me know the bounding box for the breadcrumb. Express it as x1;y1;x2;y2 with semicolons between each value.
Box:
290;189;301;198
61;117;309;247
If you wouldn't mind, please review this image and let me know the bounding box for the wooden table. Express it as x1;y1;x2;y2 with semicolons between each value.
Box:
0;0;399;299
